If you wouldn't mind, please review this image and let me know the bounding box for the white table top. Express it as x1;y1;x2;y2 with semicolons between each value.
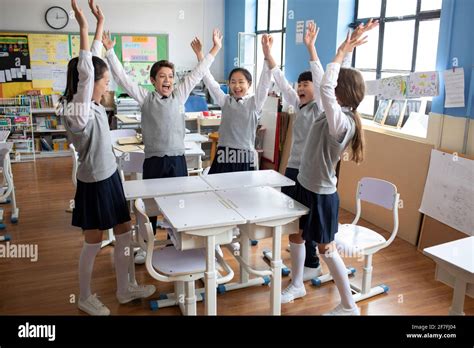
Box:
424;236;474;275
123;175;212;200
185;133;208;143
201;170;295;191
156;191;246;232
217;186;309;224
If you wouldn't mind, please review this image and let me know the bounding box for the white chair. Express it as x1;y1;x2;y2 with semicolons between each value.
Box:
118;150;145;182
0;143;17;239
328;177;400;302
133;198;234;315
110;129;137;144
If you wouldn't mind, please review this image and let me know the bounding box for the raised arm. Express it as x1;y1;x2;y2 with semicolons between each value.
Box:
264;33;299;109
103;31;148;106
305;22;324;111
342;18;379;68
67;0;93;132
189;30;226;107
254;34;274;114
321;31;367;140
89;0;104;57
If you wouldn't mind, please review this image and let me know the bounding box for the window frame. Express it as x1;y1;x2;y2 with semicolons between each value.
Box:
255;0;287;70
352;0;441;115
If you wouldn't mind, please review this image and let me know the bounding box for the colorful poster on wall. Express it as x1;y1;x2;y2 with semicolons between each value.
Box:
0;35;31;83
121;36;157;62
28;34;69;90
28;34;70;62
407;71;439;98
376;75;408;100
123;62;153;86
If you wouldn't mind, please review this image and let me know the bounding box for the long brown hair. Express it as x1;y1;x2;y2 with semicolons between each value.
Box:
61;56;109;104
335;67;365;164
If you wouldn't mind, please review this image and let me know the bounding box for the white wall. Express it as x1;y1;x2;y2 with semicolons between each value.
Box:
0;0;225;80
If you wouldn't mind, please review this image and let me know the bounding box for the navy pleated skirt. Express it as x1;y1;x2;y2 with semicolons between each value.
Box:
209;146;255;174
143;155;188;179
281;167;299;199
295;181;340;244
72;170;131;231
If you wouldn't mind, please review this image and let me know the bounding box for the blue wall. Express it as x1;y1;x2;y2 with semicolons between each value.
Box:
432;0;474;118
285;0;355;82
224;0;256;79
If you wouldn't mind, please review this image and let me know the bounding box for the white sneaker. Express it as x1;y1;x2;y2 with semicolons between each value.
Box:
134;249;146;265
281;284;306;304
117;283;156;304
78;294;110;316
324;303;360;316
302;265;322;281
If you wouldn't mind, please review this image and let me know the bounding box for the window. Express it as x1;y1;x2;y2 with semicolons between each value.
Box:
353;0;441;116
255;0;287;83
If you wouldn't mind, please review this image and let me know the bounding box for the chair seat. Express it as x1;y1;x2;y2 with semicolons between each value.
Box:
152;247;207;276
335;224;387;253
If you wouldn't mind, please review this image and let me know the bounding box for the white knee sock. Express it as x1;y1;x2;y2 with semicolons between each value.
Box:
289;242;305;288
320;249;356;310
114;231;132;296
79;241;101;301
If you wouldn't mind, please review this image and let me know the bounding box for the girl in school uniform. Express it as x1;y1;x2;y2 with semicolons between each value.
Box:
190;35;273;174
281;27;375;315
266;22;324;282
61;0;155;316
102;28;222;256
270;21;378;289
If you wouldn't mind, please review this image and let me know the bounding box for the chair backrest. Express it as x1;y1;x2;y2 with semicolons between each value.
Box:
355;177;400;247
0;145;11;169
357;177;398;210
110;129;137;144
120;151;145;176
184;95;208;112
134;198;154;248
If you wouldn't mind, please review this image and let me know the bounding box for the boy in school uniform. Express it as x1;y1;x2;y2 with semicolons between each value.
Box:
102;29;222;263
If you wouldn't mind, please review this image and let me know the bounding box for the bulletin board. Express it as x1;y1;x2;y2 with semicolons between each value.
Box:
0;31;168;98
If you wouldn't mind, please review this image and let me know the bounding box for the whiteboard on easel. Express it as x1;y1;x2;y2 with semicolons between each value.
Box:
259;96;279;163
419;150;474;236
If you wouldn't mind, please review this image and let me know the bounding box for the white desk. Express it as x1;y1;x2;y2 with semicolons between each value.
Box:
202;170;295;190
123;176;212;201
217;186;308;315
156;191;246;315
424;237;474;315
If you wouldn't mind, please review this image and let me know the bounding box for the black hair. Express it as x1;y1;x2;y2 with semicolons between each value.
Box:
228;67;252;85
297;71;312;83
61;56;109;104
150;60;175;81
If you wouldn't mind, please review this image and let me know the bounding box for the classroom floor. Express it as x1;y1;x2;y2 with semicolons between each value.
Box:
0;157;473;316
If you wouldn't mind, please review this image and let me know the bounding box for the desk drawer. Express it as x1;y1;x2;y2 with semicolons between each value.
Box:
239;219;299;240
169;228;234;251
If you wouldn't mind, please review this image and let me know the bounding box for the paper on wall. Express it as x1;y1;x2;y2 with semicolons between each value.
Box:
407;71;439;98
296;21;304;44
443;68;465;108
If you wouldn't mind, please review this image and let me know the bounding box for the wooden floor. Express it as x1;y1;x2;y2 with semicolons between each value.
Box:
0;157;472;316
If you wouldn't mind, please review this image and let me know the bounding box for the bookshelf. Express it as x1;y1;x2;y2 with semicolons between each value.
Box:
0;97;35;162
